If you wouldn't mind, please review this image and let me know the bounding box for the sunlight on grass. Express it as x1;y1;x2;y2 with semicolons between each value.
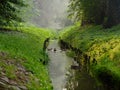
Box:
60;24;120;89
0;26;53;89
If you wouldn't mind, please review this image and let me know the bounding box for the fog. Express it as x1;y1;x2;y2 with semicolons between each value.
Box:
29;0;71;29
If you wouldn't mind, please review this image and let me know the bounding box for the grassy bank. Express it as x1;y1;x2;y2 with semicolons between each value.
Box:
60;24;120;89
0;26;53;89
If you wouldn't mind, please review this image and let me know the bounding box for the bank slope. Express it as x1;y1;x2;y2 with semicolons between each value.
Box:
0;27;53;90
60;24;120;89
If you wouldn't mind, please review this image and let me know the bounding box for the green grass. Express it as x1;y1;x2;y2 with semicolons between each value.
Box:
66;50;76;58
0;26;53;89
60;24;120;88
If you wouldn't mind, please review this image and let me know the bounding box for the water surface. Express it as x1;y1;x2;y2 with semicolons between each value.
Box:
47;40;72;90
47;40;104;90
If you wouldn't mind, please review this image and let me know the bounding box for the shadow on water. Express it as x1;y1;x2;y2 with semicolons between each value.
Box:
48;40;105;90
65;58;105;90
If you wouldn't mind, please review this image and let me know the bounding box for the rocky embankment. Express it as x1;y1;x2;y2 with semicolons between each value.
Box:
0;52;32;90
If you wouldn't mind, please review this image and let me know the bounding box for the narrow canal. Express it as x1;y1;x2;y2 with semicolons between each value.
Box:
47;40;104;90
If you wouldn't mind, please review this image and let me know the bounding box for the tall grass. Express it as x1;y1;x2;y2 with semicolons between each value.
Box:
0;26;53;89
60;24;120;88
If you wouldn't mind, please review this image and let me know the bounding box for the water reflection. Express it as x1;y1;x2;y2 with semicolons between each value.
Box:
48;40;105;90
65;60;104;90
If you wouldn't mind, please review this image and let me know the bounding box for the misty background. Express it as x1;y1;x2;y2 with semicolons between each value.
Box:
26;0;72;29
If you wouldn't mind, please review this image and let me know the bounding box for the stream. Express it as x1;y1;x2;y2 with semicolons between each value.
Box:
47;40;104;90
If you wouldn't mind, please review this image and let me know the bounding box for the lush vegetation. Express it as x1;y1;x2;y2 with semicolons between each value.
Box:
60;24;120;89
0;26;53;89
0;0;28;26
0;0;55;89
66;1;120;88
68;0;120;28
2;0;120;89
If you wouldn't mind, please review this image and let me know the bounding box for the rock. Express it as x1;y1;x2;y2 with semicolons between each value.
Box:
0;81;7;88
18;67;25;72
25;72;29;75
8;86;21;90
0;77;9;83
0;52;7;57
66;71;70;76
9;80;17;85
47;48;52;51
19;86;27;90
1;72;6;76
71;65;80;70
63;88;67;90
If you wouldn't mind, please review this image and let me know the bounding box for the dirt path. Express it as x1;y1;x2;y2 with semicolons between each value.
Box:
47;40;72;90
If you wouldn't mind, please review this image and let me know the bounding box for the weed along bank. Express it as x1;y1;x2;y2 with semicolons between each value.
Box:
0;27;53;89
1;0;120;90
59;24;120;90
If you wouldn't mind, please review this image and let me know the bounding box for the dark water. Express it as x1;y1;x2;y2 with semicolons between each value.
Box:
48;40;105;90
65;62;105;90
66;68;104;90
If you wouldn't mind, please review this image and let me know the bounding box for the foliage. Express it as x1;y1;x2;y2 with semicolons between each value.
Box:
0;0;27;26
66;50;76;58
60;24;120;88
68;0;120;28
0;26;53;89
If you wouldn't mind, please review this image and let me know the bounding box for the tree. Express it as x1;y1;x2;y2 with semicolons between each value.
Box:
68;0;106;25
68;0;120;28
103;0;120;28
0;0;27;26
